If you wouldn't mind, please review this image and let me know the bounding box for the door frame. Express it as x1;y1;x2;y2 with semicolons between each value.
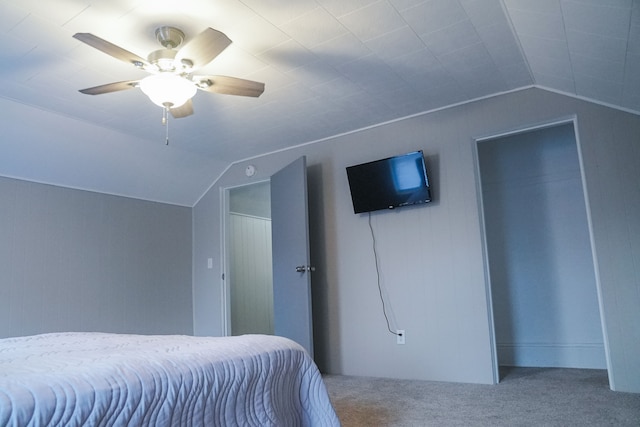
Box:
220;179;271;337
471;116;611;384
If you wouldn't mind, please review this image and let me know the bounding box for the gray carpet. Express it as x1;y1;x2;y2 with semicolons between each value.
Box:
323;367;640;426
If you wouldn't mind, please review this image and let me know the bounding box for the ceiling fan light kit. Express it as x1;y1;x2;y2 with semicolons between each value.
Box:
139;74;197;108
72;25;265;132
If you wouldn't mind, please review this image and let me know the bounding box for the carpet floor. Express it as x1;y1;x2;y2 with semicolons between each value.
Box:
323;367;640;426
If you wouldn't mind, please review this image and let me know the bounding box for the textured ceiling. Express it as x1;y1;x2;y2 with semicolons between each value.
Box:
0;0;638;206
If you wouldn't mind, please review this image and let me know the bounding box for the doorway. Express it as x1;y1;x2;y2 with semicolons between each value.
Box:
477;121;606;373
226;181;273;336
222;157;314;357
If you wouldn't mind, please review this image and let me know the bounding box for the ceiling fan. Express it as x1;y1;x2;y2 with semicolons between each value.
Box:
73;26;265;119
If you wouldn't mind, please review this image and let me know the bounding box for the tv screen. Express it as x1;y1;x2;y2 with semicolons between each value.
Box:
346;151;432;214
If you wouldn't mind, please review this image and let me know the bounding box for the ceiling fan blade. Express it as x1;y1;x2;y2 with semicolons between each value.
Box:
170;99;194;118
195;75;265;97
175;28;232;70
78;80;139;95
73;33;150;69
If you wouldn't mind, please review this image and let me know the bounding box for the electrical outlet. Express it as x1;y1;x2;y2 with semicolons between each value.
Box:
396;329;405;345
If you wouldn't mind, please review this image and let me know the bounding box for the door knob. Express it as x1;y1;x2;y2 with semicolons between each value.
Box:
295;265;316;273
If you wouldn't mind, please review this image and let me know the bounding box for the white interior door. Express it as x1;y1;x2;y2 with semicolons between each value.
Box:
271;156;314;357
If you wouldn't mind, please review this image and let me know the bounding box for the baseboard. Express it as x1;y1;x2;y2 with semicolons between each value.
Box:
497;342;607;369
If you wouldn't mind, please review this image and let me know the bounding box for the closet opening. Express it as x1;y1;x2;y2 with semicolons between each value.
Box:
476;120;608;383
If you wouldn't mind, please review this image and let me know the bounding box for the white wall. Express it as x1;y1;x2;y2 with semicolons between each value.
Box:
0;177;193;338
479;123;605;369
228;182;273;335
193;88;640;392
229;213;273;335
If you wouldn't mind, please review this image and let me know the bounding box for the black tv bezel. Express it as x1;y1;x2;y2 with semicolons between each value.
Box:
346;150;432;214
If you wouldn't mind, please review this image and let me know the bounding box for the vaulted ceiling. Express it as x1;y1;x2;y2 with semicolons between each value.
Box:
1;0;638;206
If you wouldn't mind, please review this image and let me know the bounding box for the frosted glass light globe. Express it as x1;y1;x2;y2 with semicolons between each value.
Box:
140;74;197;108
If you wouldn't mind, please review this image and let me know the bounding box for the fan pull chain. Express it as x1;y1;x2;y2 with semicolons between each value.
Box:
162;106;170;145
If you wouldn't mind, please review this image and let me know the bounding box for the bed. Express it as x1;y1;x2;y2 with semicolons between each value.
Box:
0;332;340;426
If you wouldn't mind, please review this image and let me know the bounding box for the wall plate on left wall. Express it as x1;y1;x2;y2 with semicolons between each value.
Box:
245;165;256;177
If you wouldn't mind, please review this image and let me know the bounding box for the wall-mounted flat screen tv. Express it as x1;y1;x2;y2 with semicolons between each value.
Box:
346;150;432;214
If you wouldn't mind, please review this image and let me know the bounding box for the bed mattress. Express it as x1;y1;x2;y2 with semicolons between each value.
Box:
0;332;340;426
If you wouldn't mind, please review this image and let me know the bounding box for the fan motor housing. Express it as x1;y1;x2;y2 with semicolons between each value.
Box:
155;26;185;49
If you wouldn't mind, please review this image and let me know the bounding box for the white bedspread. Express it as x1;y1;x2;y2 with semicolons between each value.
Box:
0;332;340;426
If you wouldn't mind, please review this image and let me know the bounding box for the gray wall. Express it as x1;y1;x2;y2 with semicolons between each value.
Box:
0;177;193;338
479;123;605;369
193;88;640;392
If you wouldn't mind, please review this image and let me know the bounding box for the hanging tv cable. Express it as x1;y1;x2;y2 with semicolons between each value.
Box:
368;212;401;337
